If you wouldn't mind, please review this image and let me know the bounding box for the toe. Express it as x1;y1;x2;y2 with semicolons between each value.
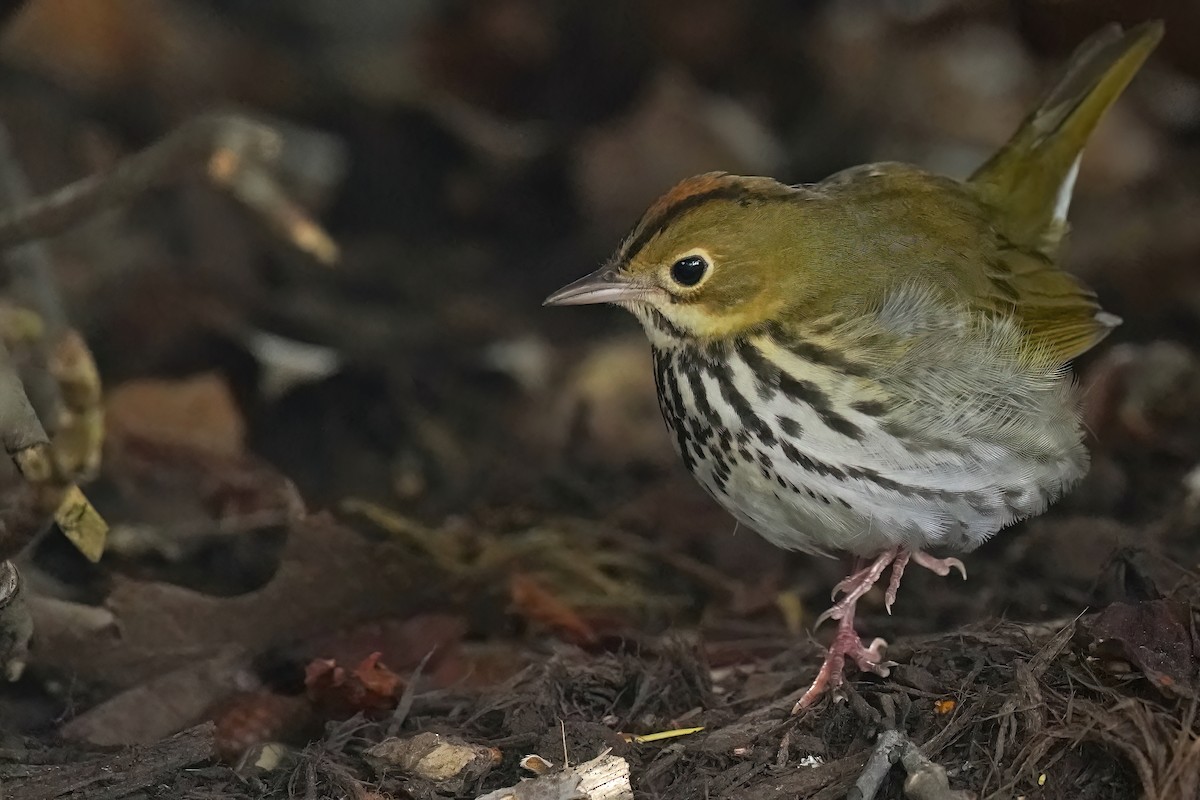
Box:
853;637;893;676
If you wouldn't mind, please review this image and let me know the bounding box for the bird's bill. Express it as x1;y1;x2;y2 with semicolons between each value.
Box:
543;268;656;306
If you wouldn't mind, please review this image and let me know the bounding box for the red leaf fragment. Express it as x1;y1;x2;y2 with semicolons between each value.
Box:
304;651;404;715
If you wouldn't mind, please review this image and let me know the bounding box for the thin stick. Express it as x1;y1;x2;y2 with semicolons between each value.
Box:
0;113;338;264
848;729;906;800
847;729;974;800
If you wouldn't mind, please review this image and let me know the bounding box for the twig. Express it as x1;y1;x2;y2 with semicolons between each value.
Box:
0;113;339;264
0;123;108;560
386;647;437;737
0;334;48;455
849;729;906;800
849;730;974;800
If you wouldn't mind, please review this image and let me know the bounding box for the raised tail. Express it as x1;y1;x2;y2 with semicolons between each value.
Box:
970;20;1163;253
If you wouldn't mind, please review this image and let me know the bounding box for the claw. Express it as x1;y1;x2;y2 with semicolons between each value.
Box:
910;551;967;580
884;551;910;614
819;548;897;625
855;637;893;676
814;607;836;630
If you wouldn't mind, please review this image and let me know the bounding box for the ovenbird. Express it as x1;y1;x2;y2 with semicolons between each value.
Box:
545;21;1162;711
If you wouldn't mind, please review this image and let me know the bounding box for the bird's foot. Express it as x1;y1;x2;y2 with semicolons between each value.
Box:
817;547;899;628
910;550;967;580
828;548;968;617
792;614;893;714
797;546;969;714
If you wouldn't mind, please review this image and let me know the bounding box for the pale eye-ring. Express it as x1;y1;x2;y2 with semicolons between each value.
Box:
670;254;708;287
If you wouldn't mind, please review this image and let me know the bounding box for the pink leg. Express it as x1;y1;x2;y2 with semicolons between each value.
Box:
792;601;891;713
794;547;969;713
815;547;898;629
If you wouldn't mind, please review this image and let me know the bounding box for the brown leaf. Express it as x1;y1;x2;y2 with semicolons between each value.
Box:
60;649;252;747
1084;599;1198;697
508;572;597;645
29;515;423;690
107;373;245;459
208;690;313;762
353;652;404;698
1;0;183;94
101;433;305;564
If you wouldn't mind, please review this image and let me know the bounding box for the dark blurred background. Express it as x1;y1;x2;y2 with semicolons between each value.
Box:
2;0;1198;616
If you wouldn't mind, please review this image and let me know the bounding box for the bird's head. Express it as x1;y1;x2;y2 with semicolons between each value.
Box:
545;172;815;345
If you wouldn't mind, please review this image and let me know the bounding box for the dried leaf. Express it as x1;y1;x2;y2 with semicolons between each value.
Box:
354;652;404;698
1084;599;1198;697
509;572;597;645
364;732;500;789
54;483;108;562
29;515;421;690
60;649;252;746
103;433;304;550
305;651;402;714
106;372;245;459
209;690;313;762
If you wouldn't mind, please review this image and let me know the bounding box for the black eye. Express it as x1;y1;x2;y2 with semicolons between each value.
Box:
670;255;708;287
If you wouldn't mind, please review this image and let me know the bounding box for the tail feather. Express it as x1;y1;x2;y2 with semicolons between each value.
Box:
970;20;1163;253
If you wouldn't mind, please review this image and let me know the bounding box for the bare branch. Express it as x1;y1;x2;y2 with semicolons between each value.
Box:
0;113;340;264
848;730;975;800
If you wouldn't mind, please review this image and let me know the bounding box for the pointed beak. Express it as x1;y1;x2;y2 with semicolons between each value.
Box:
543;267;655;307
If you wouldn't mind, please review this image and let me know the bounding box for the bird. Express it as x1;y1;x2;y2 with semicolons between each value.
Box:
544;21;1163;711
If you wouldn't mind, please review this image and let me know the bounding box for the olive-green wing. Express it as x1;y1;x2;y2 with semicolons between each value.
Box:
970;237;1118;363
965;21;1161;360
